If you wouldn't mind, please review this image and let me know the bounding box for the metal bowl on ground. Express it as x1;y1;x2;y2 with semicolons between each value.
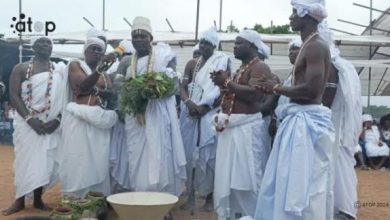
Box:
106;192;178;220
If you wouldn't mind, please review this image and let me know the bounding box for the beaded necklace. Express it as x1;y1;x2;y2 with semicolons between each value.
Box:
189;56;202;99
24;58;54;119
216;56;259;132
130;46;155;79
291;32;319;85
96;72;108;108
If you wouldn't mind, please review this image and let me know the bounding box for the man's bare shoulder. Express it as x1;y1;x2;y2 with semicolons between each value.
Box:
68;61;82;71
186;58;198;66
184;58;198;70
304;37;330;56
12;62;29;74
251;61;272;77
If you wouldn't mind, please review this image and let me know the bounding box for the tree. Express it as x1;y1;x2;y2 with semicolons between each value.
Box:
226;21;239;33
364;105;390;120
253;23;294;34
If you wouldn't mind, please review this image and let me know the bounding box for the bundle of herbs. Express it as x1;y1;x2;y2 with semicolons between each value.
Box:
120;72;175;120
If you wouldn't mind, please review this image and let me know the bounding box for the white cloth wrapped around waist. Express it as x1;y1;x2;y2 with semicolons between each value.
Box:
256;103;335;219
214;112;264;219
60;102;117;195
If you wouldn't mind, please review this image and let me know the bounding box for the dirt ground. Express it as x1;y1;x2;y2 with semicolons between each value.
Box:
1;145;390;220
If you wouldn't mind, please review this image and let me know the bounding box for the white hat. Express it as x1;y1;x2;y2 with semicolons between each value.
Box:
200;26;220;47
291;0;327;22
132;16;152;35
238;30;270;59
362;114;373;122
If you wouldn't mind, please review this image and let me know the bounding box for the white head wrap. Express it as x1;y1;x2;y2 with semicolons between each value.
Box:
86;27;106;40
317;20;341;59
192;43;199;52
363;114;373;122
132;16;152;35
118;39;135;54
31;36;53;46
83;37;105;54
200;26;220;47
238;30;270;59
291;0;327;22
288;37;302;50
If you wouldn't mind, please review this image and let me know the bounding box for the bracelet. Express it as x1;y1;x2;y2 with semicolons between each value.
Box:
224;79;232;88
272;83;281;95
94;86;100;96
24;114;33;122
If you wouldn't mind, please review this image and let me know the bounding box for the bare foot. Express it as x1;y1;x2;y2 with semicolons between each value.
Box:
2;201;25;216
33;200;52;211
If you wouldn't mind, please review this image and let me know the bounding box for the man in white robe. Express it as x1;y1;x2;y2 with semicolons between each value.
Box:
108;39;135;193
117;16;187;197
211;29;275;219
59;37;118;197
179;27;231;212
3;36;64;216
362;114;389;169
318;22;362;219
255;1;335;219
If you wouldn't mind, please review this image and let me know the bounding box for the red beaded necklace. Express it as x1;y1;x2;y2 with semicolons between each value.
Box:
216;56;259;132
24;58;54;119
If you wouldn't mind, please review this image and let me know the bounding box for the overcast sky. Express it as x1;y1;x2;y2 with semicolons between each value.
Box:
0;0;389;37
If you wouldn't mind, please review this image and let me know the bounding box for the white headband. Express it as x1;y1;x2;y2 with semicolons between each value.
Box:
83;37;105;54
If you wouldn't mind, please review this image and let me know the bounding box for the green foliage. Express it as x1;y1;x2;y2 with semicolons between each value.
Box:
253;24;294;34
120;72;176;116
226;23;239;33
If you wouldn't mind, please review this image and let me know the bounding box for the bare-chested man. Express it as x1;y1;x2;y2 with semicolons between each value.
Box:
254;1;335;219
211;29;275;219
3;36;65;216
59;37;118;197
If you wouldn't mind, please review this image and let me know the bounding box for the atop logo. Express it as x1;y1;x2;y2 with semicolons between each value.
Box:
10;14;56;36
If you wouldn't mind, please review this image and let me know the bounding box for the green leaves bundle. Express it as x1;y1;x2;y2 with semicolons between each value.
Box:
120;72;176;116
